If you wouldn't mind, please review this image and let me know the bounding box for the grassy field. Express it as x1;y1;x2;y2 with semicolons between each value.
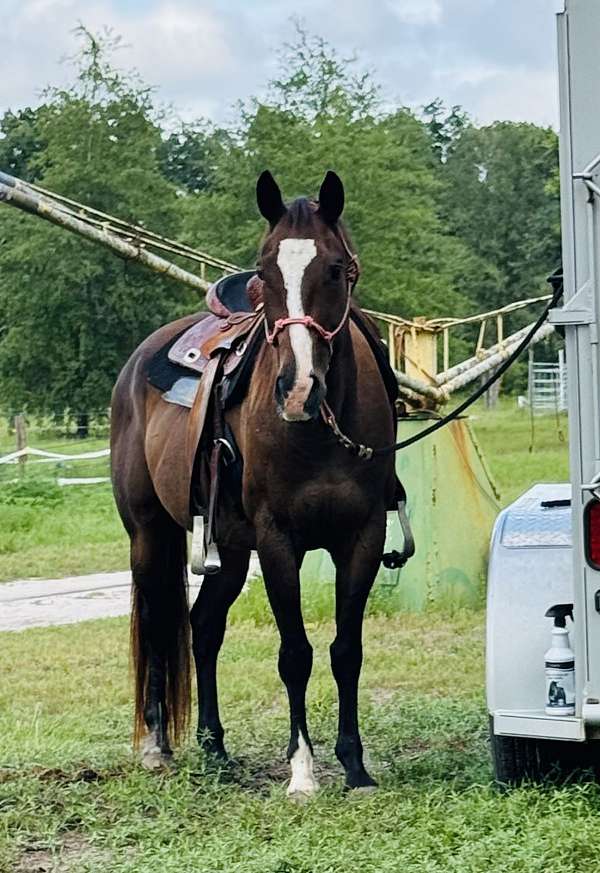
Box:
468;401;568;505
0;400;568;582
4;610;600;872
0;423;127;582
0;404;590;871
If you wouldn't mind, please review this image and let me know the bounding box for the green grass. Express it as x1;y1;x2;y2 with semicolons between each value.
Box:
470;399;569;505
0;422;127;582
0;404;589;872
4;611;600;872
0;479;128;582
0;400;569;582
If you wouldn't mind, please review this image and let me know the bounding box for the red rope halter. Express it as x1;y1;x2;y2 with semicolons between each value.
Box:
265;240;359;348
265;292;352;347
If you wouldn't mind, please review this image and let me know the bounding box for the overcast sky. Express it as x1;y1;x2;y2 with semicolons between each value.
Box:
3;0;565;129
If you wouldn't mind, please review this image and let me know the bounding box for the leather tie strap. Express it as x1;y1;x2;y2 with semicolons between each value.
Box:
320;400;374;460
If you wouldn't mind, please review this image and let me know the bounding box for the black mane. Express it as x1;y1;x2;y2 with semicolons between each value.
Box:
280;196;355;255
283;197;317;229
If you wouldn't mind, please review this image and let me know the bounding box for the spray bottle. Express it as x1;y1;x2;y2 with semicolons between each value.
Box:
544;604;575;716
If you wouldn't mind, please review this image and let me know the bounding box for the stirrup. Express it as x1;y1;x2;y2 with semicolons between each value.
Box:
382;499;415;570
203;541;222;575
190;516;222;575
191;516;205;575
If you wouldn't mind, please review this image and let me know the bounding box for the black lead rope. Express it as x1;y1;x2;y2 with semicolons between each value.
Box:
372;273;565;457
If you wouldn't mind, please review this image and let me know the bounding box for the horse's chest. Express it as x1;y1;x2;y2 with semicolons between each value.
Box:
257;470;375;539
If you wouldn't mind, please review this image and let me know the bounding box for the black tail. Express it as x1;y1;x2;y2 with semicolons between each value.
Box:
130;521;191;748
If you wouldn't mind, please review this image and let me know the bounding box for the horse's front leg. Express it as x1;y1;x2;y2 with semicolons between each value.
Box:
256;520;317;799
330;512;386;790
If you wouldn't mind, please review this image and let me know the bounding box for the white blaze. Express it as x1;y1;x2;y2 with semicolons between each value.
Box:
277;238;317;419
287;730;319;798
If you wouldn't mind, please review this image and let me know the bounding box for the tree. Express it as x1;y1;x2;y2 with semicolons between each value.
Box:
440;122;561;310
0;22;563;419
159;120;229;194
0;28;194;431
180;27;487;319
0;107;48;182
422;99;470;163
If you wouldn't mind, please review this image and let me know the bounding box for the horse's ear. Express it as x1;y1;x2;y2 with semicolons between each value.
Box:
318;170;344;224
256;170;286;227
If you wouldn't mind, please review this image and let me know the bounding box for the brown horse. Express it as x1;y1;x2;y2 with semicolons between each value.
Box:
111;170;398;795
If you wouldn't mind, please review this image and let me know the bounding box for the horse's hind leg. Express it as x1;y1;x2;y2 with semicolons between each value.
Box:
330;513;385;790
130;512;190;769
190;546;250;760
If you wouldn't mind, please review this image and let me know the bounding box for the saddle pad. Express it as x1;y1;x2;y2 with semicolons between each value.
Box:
147;313;265;404
146;325;196;393
162;376;201;409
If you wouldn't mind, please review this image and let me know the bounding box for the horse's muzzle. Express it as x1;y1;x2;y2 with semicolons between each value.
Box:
276;373;324;422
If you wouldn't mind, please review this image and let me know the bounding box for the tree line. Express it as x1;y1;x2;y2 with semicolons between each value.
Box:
0;27;561;424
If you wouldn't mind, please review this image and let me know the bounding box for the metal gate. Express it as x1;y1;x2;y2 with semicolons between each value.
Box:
528;349;568;413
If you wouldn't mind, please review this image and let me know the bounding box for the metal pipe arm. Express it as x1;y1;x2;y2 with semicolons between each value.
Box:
0;180;210;294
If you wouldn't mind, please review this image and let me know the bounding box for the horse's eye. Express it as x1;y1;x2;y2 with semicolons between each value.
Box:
329;263;343;282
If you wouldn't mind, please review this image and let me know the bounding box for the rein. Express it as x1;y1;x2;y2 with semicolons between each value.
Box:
320;276;565;460
320;400;374;460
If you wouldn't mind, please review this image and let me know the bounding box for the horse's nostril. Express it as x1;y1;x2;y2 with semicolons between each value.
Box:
304;376;324;420
275;376;286;406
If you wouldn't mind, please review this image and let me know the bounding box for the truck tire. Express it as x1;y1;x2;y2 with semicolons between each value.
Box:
490;723;541;785
489;717;593;786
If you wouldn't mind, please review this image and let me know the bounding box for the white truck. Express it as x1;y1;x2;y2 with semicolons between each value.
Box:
487;0;600;783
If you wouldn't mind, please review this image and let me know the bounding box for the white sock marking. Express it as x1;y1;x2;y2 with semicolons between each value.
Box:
287;730;319;797
277;239;317;420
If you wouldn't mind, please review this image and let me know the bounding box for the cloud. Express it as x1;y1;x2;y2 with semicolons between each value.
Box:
385;0;442;26
462;68;559;127
0;0;560;129
1;0;239;109
90;2;237;85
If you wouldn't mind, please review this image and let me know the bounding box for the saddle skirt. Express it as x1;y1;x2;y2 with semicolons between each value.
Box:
159;271;264;417
168;309;262;375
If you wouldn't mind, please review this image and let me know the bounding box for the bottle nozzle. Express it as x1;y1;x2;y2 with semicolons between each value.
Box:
545;603;574;628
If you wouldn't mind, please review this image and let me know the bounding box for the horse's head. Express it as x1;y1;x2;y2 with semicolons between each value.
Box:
256;170;356;423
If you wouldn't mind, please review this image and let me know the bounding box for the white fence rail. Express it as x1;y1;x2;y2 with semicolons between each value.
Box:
0;445;110;485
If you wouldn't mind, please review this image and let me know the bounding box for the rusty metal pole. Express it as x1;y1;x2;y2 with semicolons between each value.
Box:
0;180;210;294
14;414;27;476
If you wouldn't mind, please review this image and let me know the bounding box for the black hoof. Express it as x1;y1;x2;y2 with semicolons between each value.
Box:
344;769;378;791
198;730;229;762
202;744;229;764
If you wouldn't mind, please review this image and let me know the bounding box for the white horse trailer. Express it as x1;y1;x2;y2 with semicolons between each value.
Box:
487;0;600;783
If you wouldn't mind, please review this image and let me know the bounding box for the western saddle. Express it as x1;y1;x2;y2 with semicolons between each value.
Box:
163;271;265;575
